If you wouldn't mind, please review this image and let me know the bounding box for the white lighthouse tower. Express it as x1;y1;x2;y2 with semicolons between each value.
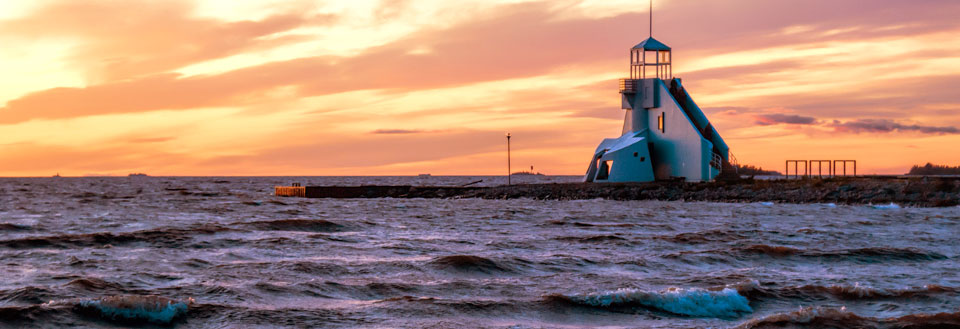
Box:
584;4;730;182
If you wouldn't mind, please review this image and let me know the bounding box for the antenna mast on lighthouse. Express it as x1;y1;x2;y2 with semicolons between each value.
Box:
649;0;653;38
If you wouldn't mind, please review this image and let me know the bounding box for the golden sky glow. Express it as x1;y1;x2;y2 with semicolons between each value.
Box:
1;0;959;176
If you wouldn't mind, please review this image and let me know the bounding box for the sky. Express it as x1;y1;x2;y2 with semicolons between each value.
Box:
0;0;958;176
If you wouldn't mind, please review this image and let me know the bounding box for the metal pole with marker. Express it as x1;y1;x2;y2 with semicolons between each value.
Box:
506;133;512;186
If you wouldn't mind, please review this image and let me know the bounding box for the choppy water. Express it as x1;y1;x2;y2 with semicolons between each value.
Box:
1;176;958;328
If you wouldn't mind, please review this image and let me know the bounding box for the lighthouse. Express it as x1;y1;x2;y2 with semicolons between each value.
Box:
583;9;730;182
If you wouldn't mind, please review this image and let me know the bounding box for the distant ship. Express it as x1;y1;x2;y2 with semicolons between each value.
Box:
128;173;149;177
52;173;61;178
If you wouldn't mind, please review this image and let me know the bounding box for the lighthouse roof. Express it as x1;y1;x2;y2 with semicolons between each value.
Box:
632;37;671;51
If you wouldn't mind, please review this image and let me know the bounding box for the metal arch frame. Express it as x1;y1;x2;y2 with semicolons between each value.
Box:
833;160;857;177
809;160;832;178
785;160;808;179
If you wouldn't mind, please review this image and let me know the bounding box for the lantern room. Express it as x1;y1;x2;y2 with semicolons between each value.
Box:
630;37;672;80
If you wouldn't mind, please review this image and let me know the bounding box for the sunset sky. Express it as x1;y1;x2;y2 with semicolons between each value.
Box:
1;0;958;176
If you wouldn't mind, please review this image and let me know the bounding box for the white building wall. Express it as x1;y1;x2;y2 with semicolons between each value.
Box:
644;80;713;181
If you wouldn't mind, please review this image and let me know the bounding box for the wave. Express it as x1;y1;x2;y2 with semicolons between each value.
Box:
739;244;801;257
243;219;347;232
872;202;901;209
72;295;192;325
732;245;948;261
656;229;754;244
285;261;351;276
319;281;419;300
0;304;68;325
827;247;949;261
0;224;231;249
553;287;753;318
378;295;518;315
0;286;54;305
1;295;191;326
0;223;30;231
64;277;128;292
544;220;633;228
211;260;351;279
572;222;634;227
428;255;514;275
743;282;959;302
735;307;873;328
185;302;365;327
555;235;629;243
735;307;960;329
795;283;957;300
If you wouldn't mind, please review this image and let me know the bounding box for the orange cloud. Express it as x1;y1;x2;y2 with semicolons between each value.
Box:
1;2;641;124
0;0;334;82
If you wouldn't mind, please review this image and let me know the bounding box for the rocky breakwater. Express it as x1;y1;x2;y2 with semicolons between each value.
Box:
460;177;959;207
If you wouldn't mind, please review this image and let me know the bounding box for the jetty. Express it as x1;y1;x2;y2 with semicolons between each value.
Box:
275;176;960;207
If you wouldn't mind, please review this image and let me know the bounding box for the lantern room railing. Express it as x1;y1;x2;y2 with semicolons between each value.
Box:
619;79;638;93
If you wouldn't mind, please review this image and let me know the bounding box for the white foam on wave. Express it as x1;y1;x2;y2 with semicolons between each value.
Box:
871;202;901;209
77;295;190;324
568;287;753;318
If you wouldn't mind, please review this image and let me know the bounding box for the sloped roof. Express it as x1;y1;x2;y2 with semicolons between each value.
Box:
632;37;671;51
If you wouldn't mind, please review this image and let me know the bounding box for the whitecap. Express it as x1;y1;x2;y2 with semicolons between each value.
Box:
76;295;191;324
759;202;774;206
871;203;900;209
568;287;752;318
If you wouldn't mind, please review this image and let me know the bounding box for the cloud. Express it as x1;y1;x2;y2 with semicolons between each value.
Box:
0;142;191;174
0;1;334;82
657;0;960;54
829;119;960;134
203;125;592;171
372;129;433;134
684;60;807;82
4;0;960;126
746;75;960;120
754;113;818;125
0;2;642;124
129;137;175;143
565;107;623;119
746;113;957;135
375;0;412;20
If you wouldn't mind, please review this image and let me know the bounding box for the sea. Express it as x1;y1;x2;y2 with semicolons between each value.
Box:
1;176;958;328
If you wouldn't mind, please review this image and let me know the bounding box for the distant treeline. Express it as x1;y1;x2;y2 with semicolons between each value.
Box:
908;163;960;175
735;164;781;176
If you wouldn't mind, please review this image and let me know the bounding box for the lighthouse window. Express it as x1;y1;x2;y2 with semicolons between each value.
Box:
658;113;665;133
